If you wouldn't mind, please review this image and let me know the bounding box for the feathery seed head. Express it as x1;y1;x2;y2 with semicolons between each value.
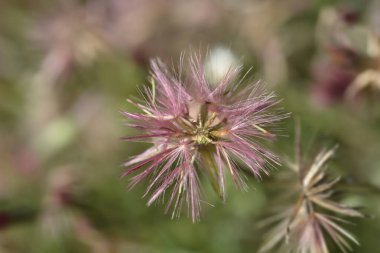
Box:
260;133;363;253
122;52;287;222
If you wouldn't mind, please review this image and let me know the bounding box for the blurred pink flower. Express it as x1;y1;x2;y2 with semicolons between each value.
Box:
31;1;109;85
122;53;287;221
311;47;358;105
312;7;380;105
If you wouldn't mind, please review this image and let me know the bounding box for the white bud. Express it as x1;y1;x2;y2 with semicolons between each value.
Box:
205;46;240;86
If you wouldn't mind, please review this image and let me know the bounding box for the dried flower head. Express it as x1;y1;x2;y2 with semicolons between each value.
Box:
260;127;363;253
122;53;286;221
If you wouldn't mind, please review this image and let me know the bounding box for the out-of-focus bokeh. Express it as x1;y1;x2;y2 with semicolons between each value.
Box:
1;0;380;252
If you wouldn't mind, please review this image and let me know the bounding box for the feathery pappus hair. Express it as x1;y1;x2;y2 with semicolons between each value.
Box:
121;52;287;221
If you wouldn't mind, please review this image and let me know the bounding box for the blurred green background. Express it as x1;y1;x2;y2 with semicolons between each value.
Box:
0;0;380;252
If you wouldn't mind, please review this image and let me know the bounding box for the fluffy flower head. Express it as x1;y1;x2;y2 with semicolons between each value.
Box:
122;53;286;221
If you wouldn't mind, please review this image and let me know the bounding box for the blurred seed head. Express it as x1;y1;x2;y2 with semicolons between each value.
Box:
260;131;363;253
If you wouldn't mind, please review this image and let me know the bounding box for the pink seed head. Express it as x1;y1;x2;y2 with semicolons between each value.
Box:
122;52;287;222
